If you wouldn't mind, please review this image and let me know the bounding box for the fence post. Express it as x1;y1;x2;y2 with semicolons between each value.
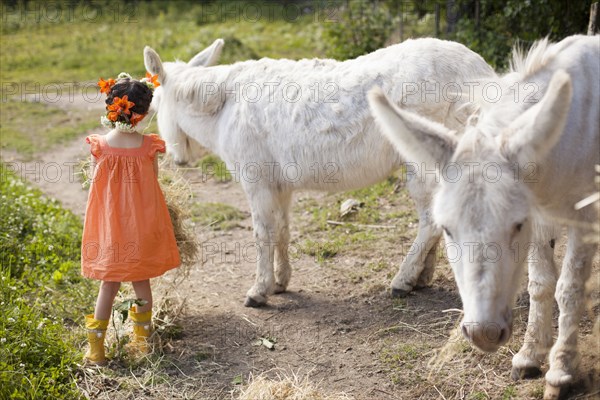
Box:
589;2;599;35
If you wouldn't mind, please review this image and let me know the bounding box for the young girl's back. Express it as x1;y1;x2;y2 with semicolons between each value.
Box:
81;74;179;366
81;132;180;281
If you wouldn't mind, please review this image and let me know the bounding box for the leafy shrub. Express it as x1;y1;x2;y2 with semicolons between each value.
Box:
1;163;82;282
323;0;394;60
0;163;95;399
450;0;591;69
0;271;83;399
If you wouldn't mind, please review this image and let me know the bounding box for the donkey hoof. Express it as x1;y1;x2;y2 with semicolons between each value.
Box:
413;283;431;290
273;284;287;294
391;287;411;298
511;366;542;381
543;382;565;400
244;296;266;308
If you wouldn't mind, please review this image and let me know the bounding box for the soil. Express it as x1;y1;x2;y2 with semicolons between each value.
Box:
4;95;598;400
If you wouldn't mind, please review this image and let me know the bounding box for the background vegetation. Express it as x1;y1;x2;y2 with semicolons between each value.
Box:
0;163;96;399
0;0;596;398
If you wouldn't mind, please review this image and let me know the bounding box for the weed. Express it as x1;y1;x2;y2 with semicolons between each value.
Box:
502;385;517;399
196;154;232;183
190;202;247;230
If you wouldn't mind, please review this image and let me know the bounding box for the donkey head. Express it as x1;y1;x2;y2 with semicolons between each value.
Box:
143;39;225;165
369;70;572;352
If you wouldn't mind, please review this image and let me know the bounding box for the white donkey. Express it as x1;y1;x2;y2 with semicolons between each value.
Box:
369;35;599;398
144;37;495;307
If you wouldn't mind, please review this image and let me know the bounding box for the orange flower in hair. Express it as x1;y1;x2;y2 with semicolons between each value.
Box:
107;110;120;122
98;78;116;94
145;71;160;88
129;112;146;126
108;95;135;116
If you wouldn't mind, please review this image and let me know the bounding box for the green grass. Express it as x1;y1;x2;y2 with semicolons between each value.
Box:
0;163;97;399
300;175;401;230
0;1;322;155
379;342;431;384
0;100;98;155
195;154;232;183
190;201;247;230
0;1;322;87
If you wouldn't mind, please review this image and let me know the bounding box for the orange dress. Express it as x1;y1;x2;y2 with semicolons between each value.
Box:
81;134;180;282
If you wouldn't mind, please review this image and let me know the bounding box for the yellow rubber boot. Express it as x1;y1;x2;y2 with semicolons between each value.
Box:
126;307;152;357
84;314;109;366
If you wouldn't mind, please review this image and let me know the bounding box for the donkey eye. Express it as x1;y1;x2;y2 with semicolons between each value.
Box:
514;222;524;234
443;226;452;238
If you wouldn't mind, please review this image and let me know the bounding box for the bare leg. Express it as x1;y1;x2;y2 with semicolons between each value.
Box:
131;279;153;313
512;226;557;380
94;281;121;320
545;226;596;390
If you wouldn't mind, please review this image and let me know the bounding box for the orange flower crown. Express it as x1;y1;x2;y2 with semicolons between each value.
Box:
98;72;160;131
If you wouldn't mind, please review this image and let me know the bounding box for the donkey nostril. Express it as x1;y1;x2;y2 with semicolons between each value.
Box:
498;327;510;344
461;324;470;340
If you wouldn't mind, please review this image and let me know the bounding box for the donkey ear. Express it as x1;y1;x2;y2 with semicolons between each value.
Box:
368;87;457;167
144;46;165;83
505;70;572;161
188;38;225;67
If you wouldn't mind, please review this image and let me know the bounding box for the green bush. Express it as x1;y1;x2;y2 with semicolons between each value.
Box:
1;164;82;282
450;0;591;69
0;163;95;399
323;0;394;60
0;271;83;399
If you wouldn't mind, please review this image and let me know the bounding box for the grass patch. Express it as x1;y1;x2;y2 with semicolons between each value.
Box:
298;175;401;231
195;154;232;183
0;2;322;87
191;202;247;230
0;162;96;399
0;100;98;155
380;342;431;384
299;238;341;263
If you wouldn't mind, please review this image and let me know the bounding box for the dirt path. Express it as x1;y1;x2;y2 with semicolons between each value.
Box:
6;97;599;399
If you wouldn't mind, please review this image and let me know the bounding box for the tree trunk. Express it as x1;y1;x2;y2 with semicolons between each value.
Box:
446;0;457;35
435;3;440;37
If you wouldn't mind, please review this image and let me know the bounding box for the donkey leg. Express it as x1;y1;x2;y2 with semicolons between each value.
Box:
512;229;557;381
545;226;595;391
415;238;440;289
244;190;281;307
390;210;441;297
273;191;292;294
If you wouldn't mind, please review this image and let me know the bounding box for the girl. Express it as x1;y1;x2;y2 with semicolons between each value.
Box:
81;73;180;365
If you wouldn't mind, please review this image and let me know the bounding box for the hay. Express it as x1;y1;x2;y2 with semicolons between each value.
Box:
238;371;353;400
157;158;200;275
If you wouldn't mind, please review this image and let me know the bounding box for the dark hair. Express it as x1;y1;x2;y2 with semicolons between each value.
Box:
106;78;153;118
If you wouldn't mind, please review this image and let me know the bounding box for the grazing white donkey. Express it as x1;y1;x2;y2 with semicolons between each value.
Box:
369;35;599;398
144;37;495;307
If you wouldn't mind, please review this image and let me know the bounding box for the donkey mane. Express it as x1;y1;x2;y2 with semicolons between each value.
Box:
510;37;553;77
510;36;587;79
472;37;576;135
